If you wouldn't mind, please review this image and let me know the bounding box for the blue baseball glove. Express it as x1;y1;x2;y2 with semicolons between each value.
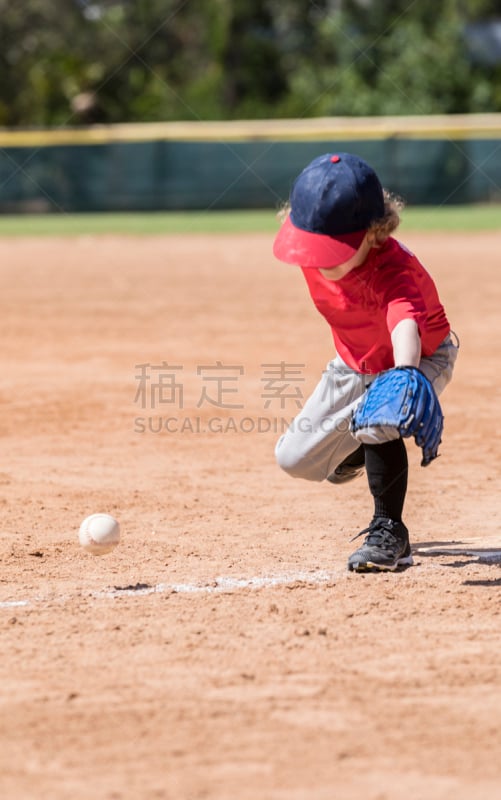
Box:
351;366;444;466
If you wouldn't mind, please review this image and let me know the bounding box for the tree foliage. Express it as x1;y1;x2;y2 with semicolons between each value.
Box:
0;0;500;126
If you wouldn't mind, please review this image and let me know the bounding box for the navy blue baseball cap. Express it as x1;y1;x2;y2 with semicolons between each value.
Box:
273;152;385;268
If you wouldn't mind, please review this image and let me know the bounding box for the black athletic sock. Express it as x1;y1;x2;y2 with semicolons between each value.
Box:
363;439;408;522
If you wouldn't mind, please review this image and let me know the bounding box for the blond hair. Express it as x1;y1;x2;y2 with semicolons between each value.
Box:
277;202;291;225
367;190;405;244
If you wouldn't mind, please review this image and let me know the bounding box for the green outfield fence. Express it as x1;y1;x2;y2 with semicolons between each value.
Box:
1;115;501;213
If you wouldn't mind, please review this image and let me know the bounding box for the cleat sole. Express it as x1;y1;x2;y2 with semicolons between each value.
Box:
348;554;414;573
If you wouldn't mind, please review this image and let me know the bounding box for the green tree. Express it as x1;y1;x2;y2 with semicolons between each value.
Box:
1;0;501;126
280;0;484;117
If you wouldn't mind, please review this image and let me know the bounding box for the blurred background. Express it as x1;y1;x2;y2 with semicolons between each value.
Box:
1;0;501;211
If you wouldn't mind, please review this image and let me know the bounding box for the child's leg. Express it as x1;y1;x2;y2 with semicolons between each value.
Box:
364;439;408;522
275;356;369;482
348;335;458;572
347;439;412;572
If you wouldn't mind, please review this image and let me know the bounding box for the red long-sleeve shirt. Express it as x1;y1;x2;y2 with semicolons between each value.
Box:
301;237;450;374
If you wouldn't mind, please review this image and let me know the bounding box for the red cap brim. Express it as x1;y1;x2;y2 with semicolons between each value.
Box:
273;215;367;268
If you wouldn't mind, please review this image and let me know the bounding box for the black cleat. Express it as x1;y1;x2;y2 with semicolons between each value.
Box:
347;517;413;572
328;445;365;485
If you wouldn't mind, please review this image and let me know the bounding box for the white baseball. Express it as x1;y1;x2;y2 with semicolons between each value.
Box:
78;513;120;555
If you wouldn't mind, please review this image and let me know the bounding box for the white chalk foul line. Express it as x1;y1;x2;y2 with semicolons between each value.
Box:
1;600;30;608
97;569;338;598
0;569;339;609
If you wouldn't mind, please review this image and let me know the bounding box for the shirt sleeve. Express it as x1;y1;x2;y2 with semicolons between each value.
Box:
373;265;428;335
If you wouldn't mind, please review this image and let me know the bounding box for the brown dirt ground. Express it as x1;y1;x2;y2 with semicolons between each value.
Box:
0;231;499;800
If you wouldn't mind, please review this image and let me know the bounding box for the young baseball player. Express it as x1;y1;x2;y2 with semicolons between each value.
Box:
273;152;458;572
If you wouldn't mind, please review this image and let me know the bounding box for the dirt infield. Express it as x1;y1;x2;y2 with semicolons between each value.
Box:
0;231;500;799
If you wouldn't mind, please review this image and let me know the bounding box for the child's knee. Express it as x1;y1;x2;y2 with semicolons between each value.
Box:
274;435;300;474
274;435;323;481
